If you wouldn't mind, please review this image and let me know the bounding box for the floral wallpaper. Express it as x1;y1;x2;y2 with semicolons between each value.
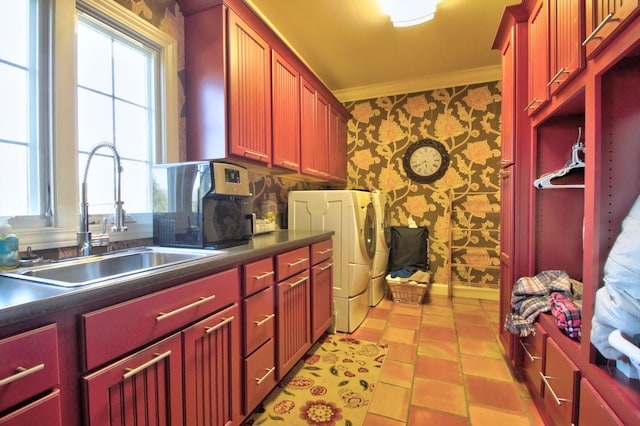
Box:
344;83;503;290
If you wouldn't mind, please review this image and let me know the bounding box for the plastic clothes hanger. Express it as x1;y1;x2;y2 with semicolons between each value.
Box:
533;128;586;189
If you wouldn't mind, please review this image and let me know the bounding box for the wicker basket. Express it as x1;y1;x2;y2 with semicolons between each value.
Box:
388;281;428;304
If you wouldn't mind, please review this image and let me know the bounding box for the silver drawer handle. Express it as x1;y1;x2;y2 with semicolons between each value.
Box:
124;351;171;379
546;68;567;86
519;341;541;362
253;271;274;281
319;262;334;272
205;316;234;334
156;295;217;321
583;13;617;46
539;372;571;405
317;248;333;255
255;366;275;385
287;258;308;267
254;314;275;327
0;363;45;387
244;149;268;159
289;276;308;288
524;98;542;110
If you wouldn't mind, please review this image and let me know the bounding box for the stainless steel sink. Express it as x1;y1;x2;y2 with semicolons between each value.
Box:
0;246;222;287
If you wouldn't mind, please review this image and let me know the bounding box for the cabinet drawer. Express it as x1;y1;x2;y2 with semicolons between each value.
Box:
244;338;276;414
520;322;546;397
243;256;274;296
244;286;275;355
0;389;62;426
82;268;240;370
578;378;624;426
541;339;579;426
311;239;333;265
0;324;59;413
276;246;310;281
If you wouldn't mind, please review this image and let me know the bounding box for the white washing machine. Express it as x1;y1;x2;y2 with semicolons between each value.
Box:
370;190;391;306
288;190;376;333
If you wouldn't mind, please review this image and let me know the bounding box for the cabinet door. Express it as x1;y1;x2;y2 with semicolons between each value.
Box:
300;77;330;179
183;303;241;426
520;323;546;397
83;334;183;426
228;10;271;164
272;50;300;172
277;271;311;378
584;0;640;58
311;259;333;342
541;339;579;426
0;324;59;413
499;163;515;356
548;0;584;94
527;0;550;115
579;378;624;426
329;105;348;182
0;389;62;426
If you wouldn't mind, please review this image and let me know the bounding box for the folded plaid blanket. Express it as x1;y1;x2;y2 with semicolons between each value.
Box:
550;292;582;340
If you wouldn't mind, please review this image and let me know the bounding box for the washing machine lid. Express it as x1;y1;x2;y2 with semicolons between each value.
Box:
364;202;376;259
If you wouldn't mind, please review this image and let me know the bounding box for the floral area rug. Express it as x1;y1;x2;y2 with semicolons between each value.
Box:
242;334;388;426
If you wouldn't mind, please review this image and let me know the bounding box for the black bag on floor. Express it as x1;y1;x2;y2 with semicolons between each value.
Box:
388;226;429;272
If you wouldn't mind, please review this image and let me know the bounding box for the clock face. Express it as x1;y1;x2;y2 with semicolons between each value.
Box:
402;139;450;183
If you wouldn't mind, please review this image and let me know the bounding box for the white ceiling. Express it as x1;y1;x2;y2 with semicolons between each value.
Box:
245;0;519;101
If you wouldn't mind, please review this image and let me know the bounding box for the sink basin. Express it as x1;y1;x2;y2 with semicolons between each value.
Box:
1;247;222;287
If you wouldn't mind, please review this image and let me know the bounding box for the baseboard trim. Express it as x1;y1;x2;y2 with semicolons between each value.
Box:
428;282;499;301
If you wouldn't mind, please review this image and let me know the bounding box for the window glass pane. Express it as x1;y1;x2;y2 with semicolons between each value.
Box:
0;0;29;66
77;16;155;216
0;144;29;216
0;64;29;142
77;23;113;95
115;100;149;159
114;41;148;106
78;87;114;150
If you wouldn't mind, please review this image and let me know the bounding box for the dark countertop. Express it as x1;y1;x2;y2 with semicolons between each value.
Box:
0;230;333;328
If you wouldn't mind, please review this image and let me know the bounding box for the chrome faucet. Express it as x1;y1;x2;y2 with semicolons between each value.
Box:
77;142;127;256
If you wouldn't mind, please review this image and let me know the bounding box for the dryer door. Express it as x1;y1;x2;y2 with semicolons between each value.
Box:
364;202;376;260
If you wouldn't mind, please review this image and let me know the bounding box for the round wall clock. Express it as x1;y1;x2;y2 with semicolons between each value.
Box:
402;139;450;183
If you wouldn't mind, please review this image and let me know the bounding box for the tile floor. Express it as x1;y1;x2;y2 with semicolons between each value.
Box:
336;294;546;425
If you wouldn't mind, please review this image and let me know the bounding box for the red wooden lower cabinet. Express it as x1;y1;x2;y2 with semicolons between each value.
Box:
541;339;580;426
244;338;277;413
311;258;333;342
82;334;184;426
183;303;241;426
0;389;62;426
520;323;547;398
277;270;311;378
579;378;624;426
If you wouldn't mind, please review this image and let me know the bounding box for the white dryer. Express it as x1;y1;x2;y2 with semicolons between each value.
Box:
370;190;391;306
288;190;376;333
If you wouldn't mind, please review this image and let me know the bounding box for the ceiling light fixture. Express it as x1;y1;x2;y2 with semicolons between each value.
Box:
379;0;440;27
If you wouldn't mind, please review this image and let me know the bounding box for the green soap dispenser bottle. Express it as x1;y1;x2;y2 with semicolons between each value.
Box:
0;217;19;270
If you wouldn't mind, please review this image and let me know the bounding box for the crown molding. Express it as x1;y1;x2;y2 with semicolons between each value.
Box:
334;65;502;103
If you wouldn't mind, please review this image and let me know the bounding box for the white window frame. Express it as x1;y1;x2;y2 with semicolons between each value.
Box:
17;0;179;250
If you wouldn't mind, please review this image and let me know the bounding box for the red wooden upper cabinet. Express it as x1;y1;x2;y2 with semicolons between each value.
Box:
300;77;330;179
526;0;550;115
179;1;272;165
271;50;300;172
328;105;348;183
227;11;272;164
583;0;640;58
547;0;585;95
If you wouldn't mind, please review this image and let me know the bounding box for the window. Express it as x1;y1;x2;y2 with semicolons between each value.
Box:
0;0;41;217
0;0;178;248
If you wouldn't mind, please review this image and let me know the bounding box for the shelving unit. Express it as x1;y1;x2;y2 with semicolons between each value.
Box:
494;1;640;424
